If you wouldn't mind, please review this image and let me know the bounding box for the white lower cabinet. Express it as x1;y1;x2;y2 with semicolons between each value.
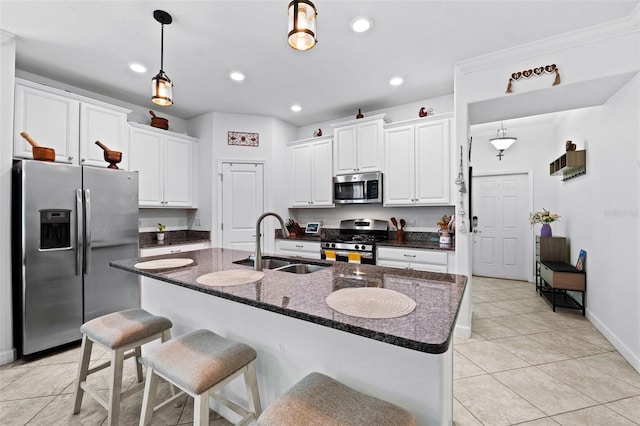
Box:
276;240;321;259
140;241;210;257
129;123;197;207
377;246;449;273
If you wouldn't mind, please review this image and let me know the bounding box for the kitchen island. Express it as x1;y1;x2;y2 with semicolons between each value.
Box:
111;248;467;425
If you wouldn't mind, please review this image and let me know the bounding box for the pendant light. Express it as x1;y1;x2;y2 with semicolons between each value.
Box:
151;10;173;106
490;122;517;160
288;0;317;51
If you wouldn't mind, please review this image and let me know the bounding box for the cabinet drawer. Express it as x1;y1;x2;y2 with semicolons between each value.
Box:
276;240;320;254
540;263;585;291
140;241;210;257
377;246;447;265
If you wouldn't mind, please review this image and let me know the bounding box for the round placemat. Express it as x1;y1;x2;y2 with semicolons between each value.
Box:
196;269;265;287
134;258;194;270
326;287;416;319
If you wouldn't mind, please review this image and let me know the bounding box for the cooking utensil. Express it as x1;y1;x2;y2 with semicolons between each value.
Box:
400;219;406;230
20;131;55;161
390;217;398;229
149;110;169;130
95;140;122;169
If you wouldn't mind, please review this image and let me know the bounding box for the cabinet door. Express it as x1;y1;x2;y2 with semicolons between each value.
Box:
383;126;415;206
291;143;313;207
79;103;129;169
129;127;164;206
356;120;383;172
333;125;357;174
311;139;334;206
164;136;193;207
14;84;80;163
414;119;450;204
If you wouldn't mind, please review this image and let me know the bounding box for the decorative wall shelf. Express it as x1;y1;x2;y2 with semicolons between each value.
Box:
550;150;586;181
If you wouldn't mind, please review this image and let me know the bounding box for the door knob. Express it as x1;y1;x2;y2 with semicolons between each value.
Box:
473;229;482;233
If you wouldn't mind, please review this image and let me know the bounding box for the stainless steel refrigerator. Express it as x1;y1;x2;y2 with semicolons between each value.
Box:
12;159;140;357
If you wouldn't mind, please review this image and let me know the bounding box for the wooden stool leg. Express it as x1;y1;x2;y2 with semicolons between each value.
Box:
72;334;93;414
134;346;144;383
244;361;262;418
139;367;159;426
193;390;210;426
107;348;125;426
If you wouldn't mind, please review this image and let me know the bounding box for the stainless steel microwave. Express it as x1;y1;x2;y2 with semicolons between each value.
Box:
333;172;383;204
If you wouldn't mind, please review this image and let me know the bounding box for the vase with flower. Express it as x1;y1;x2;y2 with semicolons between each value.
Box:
529;209;560;236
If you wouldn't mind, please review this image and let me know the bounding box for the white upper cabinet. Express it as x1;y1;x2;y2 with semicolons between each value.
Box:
13;79;130;168
79;103;129;169
332;114;389;175
129;123;197;208
384;115;452;206
289;136;334;208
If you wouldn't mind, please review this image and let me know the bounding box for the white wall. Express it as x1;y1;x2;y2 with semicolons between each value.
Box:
555;75;640;372
455;12;640;370
0;31;16;364
188;111;297;253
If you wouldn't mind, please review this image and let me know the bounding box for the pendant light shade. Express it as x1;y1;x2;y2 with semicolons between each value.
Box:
490;122;516;160
288;0;317;51
152;10;173;106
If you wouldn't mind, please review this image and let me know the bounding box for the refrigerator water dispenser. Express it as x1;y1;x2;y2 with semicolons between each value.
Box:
40;209;71;249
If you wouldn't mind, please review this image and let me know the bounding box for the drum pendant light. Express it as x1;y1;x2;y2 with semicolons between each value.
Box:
151;10;173;106
288;0;317;50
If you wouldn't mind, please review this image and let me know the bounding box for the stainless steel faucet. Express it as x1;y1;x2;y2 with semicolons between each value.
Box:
255;212;290;271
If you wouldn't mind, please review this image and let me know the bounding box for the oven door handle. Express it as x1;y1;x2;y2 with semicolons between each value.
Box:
327;250;374;259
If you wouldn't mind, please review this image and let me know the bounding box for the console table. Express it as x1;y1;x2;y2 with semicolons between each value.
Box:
539;261;586;315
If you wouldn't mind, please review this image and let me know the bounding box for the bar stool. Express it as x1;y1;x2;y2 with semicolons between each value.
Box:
139;329;261;426
257;372;416;426
72;308;173;426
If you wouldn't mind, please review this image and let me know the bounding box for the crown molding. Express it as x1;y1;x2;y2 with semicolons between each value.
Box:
455;5;640;74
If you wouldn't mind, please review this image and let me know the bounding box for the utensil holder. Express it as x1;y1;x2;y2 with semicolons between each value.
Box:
396;229;404;244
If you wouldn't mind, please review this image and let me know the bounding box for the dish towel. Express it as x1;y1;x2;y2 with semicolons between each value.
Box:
348;252;361;264
324;250;336;261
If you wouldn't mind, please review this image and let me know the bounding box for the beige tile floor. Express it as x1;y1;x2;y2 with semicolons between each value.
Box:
1;276;638;425
454;276;640;426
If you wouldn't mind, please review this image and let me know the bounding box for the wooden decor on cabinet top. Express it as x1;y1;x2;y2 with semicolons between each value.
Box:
550;150;586;181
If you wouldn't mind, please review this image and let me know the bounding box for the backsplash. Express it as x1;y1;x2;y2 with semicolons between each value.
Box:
139;230;210;247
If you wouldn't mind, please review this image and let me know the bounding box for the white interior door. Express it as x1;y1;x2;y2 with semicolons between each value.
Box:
221;162;264;251
472;173;529;280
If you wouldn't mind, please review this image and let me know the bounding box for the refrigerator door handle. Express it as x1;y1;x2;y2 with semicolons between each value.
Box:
76;189;83;276
84;189;92;275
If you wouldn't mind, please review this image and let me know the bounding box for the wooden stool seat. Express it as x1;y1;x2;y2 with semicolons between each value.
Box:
257;372;416;426
72;308;173;426
139;329;262;426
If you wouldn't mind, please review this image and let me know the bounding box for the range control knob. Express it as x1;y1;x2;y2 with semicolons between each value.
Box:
361;245;367;251
331;243;336;248
354;245;360;250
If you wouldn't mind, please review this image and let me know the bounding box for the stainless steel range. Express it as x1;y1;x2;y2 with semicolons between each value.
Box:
321;219;389;264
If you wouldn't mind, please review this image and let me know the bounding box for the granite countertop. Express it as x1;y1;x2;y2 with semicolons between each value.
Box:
111;248;466;354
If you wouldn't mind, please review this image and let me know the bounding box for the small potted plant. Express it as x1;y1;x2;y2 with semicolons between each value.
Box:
156;223;166;242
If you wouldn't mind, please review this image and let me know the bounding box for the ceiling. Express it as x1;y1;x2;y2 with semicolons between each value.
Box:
1;1;638;127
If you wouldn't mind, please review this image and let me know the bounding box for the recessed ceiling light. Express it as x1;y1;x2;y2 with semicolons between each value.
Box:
291;104;302;112
129;63;147;73
390;76;404;86
230;71;245;82
350;17;372;33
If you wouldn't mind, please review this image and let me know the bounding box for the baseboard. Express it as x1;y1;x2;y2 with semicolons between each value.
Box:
0;347;16;366
455;324;472;339
587;310;640;374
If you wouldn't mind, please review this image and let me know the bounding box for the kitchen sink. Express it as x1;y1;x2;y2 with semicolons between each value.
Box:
232;256;290;269
272;263;328;274
232;256;329;274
